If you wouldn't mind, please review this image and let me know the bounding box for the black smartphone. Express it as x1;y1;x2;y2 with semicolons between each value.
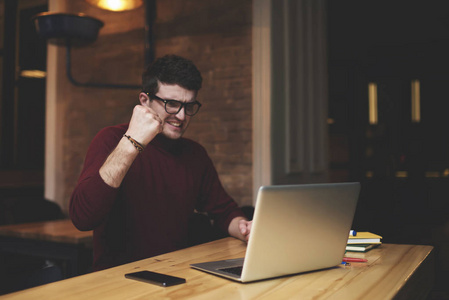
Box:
125;270;186;287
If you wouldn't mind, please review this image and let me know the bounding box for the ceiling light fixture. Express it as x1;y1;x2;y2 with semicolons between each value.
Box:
32;0;154;89
33;12;140;89
85;0;143;12
20;70;47;79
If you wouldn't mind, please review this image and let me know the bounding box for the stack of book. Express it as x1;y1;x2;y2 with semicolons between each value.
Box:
346;231;382;252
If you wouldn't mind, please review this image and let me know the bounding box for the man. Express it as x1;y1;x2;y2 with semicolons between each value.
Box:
70;55;252;271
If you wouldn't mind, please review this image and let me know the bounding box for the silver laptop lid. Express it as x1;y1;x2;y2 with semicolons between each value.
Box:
241;182;360;282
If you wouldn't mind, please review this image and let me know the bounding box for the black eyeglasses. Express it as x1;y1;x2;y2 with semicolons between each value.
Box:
146;93;202;116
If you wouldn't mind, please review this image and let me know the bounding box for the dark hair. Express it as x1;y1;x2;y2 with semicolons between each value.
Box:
142;54;202;95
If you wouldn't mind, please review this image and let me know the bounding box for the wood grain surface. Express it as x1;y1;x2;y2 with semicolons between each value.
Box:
0;237;434;300
0;219;92;245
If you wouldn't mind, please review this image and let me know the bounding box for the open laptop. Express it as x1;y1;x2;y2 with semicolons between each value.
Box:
190;182;360;283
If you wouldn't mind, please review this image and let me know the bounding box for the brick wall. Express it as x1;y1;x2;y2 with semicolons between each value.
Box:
154;1;253;205
59;0;253;210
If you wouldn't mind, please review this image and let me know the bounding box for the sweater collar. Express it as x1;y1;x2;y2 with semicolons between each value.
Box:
150;134;183;154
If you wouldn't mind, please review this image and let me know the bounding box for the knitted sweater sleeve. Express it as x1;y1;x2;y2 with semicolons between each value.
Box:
69;127;123;231
194;145;246;234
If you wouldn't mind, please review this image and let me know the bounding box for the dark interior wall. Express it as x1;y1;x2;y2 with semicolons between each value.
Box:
0;2;47;197
328;0;449;181
327;1;449;296
327;0;449;236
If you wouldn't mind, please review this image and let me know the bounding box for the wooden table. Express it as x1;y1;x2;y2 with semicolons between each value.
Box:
0;237;434;299
0;219;92;278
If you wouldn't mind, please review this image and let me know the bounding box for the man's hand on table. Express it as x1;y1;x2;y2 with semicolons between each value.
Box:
228;216;252;242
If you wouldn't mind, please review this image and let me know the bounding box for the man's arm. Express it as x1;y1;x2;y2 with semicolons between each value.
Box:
99;104;162;187
228;217;252;241
70;103;163;230
99;138;140;187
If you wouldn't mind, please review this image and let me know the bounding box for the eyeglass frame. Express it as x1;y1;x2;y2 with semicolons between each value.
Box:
144;92;202;116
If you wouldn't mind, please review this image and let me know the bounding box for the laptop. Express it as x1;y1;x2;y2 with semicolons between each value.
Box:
190;182;360;283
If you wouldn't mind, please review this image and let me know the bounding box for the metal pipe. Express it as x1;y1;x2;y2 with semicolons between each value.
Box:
65;40;141;89
144;0;156;66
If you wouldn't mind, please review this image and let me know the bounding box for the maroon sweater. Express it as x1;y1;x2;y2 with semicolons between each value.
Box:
70;124;244;270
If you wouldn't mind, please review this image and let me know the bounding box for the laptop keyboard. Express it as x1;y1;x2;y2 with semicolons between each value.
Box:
219;266;243;276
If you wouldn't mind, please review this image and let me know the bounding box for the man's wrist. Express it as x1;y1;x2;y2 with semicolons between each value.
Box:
99;138;140;188
123;134;145;152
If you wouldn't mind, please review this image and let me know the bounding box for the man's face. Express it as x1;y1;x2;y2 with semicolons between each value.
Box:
142;83;196;140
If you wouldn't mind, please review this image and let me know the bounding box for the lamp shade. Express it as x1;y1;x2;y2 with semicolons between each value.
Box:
85;0;143;12
33;12;104;46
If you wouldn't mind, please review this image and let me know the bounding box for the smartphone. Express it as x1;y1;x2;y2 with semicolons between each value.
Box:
125;270;186;287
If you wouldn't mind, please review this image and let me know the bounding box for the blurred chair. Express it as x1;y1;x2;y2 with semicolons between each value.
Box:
0;196;65;295
0;196;65;226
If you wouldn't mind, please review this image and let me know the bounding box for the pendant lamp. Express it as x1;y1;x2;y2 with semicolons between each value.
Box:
85;0;143;12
